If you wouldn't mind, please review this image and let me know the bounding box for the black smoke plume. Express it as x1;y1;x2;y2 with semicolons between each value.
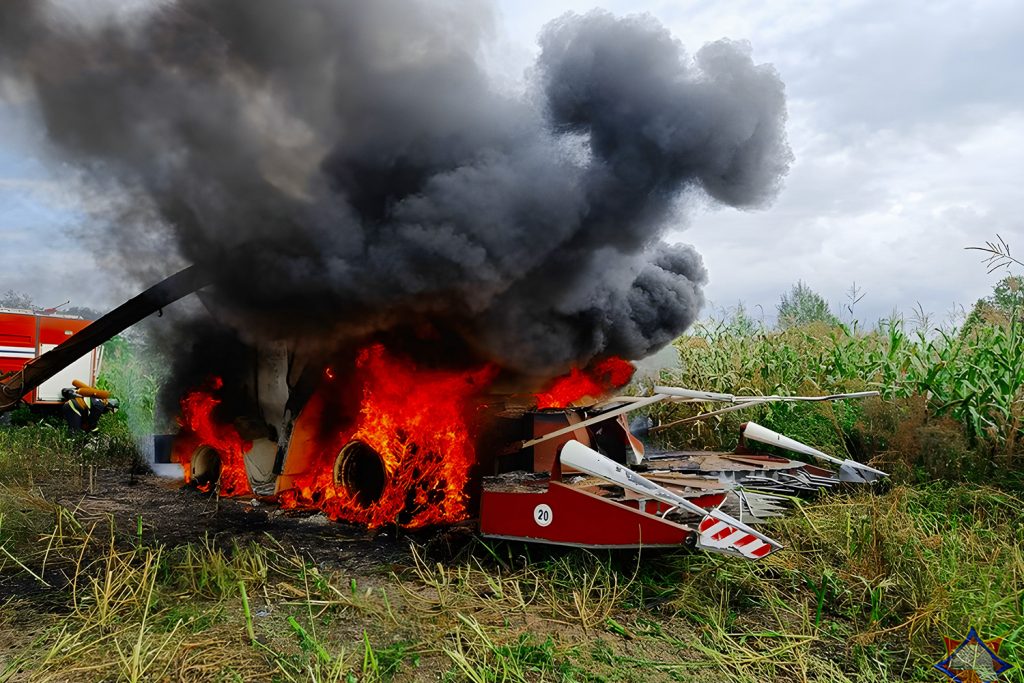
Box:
0;1;791;375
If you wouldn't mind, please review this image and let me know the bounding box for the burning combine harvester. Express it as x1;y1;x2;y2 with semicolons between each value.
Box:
0;0;830;561
171;342;885;562
0;0;840;562
0;265;885;562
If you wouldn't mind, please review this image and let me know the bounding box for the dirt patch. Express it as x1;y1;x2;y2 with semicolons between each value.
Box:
36;470;436;573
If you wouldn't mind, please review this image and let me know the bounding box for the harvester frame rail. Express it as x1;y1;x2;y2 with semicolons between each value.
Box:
520;388;880;449
647;389;880;434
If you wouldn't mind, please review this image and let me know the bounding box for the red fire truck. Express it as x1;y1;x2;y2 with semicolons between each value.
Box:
0;308;101;406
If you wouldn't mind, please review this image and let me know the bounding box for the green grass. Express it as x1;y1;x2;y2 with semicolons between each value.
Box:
0;416;137;485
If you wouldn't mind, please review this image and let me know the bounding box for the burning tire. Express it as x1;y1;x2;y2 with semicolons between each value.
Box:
333;440;387;508
190;444;221;488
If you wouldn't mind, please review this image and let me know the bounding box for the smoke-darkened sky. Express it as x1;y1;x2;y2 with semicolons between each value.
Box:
1;0;1021;333
0;0;793;376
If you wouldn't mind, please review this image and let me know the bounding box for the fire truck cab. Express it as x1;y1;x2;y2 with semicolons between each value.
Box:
0;308;101;406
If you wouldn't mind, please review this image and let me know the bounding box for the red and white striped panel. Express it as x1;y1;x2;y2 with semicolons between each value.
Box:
0;345;36;360
698;515;776;559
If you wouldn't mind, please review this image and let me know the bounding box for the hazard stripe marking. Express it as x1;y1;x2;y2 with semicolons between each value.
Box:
733;534;757;547
719;529;750;547
711;527;733;543
698;515;780;559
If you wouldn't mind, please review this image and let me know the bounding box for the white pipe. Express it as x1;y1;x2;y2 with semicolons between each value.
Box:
653;386;735;402
741;422;887;481
652;387;879;404
733;391;879;403
741;421;845;466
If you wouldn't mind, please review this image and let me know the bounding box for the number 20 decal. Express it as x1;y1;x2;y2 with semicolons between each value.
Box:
533;504;553;527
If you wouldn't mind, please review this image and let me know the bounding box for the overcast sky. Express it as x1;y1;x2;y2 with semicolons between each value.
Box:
1;0;1021;327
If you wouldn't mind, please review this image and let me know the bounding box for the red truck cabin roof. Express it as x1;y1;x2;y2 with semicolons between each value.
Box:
0;308;100;405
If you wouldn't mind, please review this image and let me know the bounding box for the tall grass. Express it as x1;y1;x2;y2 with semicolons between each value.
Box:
96;335;168;441
0;418;137;485
0;480;1020;681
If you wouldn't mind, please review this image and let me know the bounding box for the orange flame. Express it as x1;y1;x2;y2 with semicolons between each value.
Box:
177;377;253;496
279;344;497;528
534;357;635;409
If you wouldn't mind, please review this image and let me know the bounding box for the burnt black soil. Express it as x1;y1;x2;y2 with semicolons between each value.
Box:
33;469;474;574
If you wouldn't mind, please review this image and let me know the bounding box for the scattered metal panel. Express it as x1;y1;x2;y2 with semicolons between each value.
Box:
642;472;725;490
721;453;793;466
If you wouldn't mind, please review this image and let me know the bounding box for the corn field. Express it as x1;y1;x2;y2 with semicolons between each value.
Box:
654;315;1024;485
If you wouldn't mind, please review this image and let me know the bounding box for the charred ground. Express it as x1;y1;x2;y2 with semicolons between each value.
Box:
39;472;416;570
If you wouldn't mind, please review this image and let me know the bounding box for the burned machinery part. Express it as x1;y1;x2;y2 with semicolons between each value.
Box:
171;355;885;561
475;390;885;556
334;440;389;509
0;264;212;414
190;444;222;488
8;262;884;561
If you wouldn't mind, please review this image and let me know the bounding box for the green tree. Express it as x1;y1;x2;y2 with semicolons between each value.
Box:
776;281;838;329
991;275;1024;314
0;289;33;309
962;275;1024;333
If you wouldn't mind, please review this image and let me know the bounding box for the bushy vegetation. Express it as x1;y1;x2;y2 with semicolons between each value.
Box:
0;334;166;486
96;335;169;439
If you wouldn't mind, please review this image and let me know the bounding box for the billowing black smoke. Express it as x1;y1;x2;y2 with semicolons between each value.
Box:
0;1;790;375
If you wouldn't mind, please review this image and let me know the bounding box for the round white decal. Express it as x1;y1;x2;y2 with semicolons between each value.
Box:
533;503;553;527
